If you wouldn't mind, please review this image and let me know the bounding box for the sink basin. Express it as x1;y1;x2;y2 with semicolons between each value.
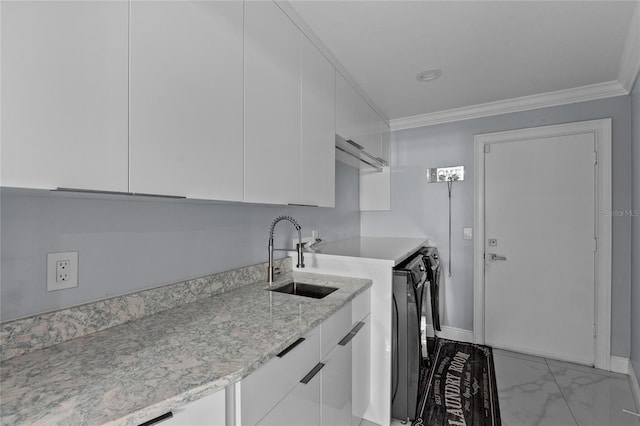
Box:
267;282;338;299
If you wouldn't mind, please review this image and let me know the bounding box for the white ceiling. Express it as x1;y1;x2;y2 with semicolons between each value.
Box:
288;1;638;122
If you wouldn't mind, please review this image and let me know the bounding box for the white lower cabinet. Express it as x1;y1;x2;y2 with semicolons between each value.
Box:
256;367;321;426
350;288;372;425
141;389;225;426
239;326;321;426
351;316;371;425
321;340;352;426
235;299;368;426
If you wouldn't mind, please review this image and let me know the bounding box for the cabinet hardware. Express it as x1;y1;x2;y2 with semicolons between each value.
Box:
375;157;389;166
335;146;383;172
287;203;319;207
138;411;173;426
300;362;325;384
335;135;386;172
54;188;187;199
54;187;133;196
277;337;305;358
338;333;355;346
338;321;366;346
350;321;366;334
345;139;365;150
132;192;187;199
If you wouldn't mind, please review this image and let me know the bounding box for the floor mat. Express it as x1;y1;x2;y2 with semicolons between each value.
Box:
413;339;501;426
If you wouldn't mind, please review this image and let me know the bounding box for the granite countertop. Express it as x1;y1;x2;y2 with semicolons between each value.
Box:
0;271;371;426
305;237;429;265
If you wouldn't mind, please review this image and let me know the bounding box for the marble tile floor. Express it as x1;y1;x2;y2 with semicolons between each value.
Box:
380;348;640;426
493;349;640;426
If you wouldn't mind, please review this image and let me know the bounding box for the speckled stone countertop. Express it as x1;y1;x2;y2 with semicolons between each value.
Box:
0;271;371;426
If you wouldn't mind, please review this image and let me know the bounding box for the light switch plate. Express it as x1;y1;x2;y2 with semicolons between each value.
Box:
463;227;473;240
47;251;78;291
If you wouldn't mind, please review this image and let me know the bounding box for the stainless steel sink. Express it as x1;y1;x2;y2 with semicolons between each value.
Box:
267;282;338;299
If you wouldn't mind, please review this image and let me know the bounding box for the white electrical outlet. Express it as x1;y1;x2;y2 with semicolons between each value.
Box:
56;260;70;282
47;251;78;291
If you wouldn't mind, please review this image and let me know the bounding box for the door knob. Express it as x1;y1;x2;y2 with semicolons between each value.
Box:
486;253;507;261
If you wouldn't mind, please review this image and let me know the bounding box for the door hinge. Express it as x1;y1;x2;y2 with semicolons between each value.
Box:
594;151;598;166
594;323;597;338
484;144;491;154
593;237;597;252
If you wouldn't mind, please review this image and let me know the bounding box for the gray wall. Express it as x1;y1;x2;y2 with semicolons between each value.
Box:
0;161;360;321
631;80;640;382
362;95;633;357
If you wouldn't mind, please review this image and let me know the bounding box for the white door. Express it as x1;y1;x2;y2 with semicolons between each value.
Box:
484;132;596;365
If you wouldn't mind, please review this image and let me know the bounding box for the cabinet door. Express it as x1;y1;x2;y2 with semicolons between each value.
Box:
360;167;391;211
129;1;243;200
322;341;352;426
244;1;301;204
351;316;371;424
335;73;358;142
362;106;382;160
240;326;321;426
159;388;225;426
300;37;335;208
381;122;391;164
256;369;321;426
1;1;128;191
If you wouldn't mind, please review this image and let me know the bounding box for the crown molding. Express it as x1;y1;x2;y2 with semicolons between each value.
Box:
618;1;640;92
390;81;627;131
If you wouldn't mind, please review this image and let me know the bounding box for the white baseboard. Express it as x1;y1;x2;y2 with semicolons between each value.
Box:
630;362;640;412
425;325;474;343
611;356;631;374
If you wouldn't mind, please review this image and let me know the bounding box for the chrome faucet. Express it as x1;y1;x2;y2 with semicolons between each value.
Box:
268;215;305;283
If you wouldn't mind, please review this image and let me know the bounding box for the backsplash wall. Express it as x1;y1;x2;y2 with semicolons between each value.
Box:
0;161;360;321
362;95;633;357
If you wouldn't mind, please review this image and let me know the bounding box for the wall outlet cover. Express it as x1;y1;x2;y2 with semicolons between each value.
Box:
463;227;473;240
47;251;78;291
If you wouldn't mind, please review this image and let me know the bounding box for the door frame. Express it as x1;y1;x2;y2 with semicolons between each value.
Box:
473;118;612;370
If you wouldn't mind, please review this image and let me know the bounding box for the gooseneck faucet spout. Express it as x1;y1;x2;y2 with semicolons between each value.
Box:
268;215;305;283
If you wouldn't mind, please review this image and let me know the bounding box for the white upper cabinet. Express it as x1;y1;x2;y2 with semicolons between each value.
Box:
245;1;335;207
1;1;129;191
335;72;365;145
129;1;244;200
381;122;391;164
244;0;301;205
300;37;336;208
364;106;383;160
336;72;385;164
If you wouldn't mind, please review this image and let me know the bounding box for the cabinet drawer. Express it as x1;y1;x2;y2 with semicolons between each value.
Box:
240;326;320;425
255;366;321;426
139;389;225;426
321;302;351;359
352;289;371;323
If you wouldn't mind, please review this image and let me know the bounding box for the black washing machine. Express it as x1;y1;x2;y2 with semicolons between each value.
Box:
391;246;442;423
